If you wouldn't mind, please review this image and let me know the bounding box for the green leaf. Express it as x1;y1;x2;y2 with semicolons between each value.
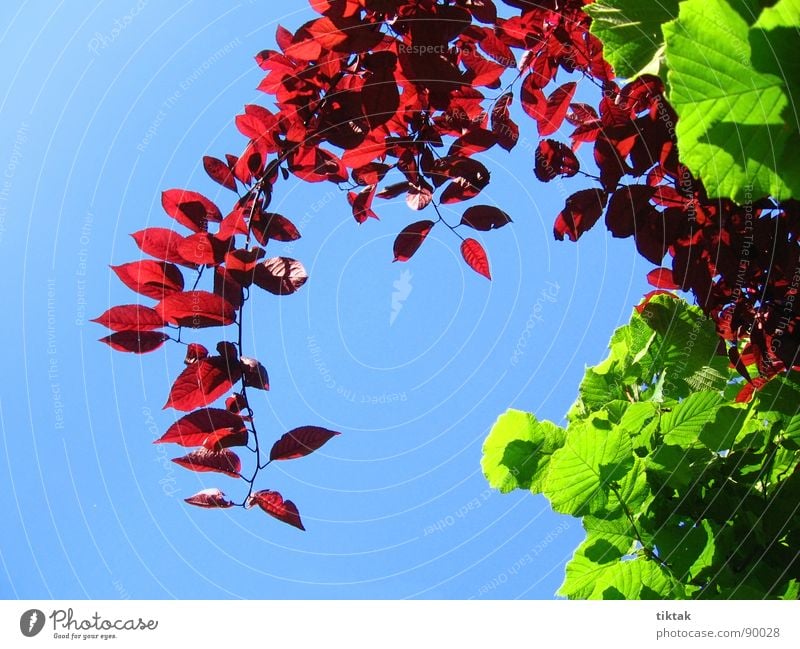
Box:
781;414;800;450
637;296;724;397
647;444;715;490
481;409;565;494
585;0;680;80
654;518;717;581
755;372;800;418
663;0;800;201
698;404;750;451
583;515;639;560
661;392;724;446
544;422;639;516
589;557;678;599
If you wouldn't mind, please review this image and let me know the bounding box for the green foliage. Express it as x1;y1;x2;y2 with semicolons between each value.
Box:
584;0;800;202
663;0;800;202
586;0;680;79
482;294;800;599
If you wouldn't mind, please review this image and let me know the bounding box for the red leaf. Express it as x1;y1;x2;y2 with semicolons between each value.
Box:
91;305;165;332
269;426;340;461
213;267;244;310
605;185;656;239
225;393;248;415
634;290;679;314
251;212;301;244
240;356;270;390
393;220;434;262
156;408;247;449
553;189;608;242
460;205;512;230
406;183;433;211
164;356;242;411
362;52;400;129
646;268;680;290
352;163;391;187
161;189;222;232
177;233;230;266
99;330;169;353
460;238;491;280
534;139;579;182
172;448;241;478
202;156;237;191
131;228;194;267
520;74;546;121
248;490;305;530
224;248;266;287
348;185;378;223
184;343;209;364
184;488;233;509
441;177;482;204
156;291;236;328
448;128;497;157
439;158;490;204
376;181;411;200
539;82;577;136
252;257;309;295
491;92;518;151
111;260;184;300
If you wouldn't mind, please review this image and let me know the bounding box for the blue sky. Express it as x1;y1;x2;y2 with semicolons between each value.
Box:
0;1;655;599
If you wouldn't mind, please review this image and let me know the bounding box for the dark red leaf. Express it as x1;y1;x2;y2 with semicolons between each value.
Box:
553;189;608;242
440;158;490;204
240;356;269;390
646;268;680;290
460;205;512;230
376;181;411;200
362;52;400;129
225;393;248;415
538;82;577;136
534;139;580;182
111;261;184;300
161;189;222;232
520;74;546;122
491;92;518;151
172;448;241;478
91;305;165;332
461;238;491;279
224;248;266;287
184;488;233;509
177;233;230;266
248;490;305;530
406;182;434;211
99;331;169;354
448;128;497;157
164;356;242;411
270;426;340;461
184;343;209;364
251;213;301;244
605;185;656;239
202;156;237;191
156;291;237;328
156;408;247;449
393;220;434;262
348;185;378;223
252;257;308;295
352;163;391;186
131;228;194;268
